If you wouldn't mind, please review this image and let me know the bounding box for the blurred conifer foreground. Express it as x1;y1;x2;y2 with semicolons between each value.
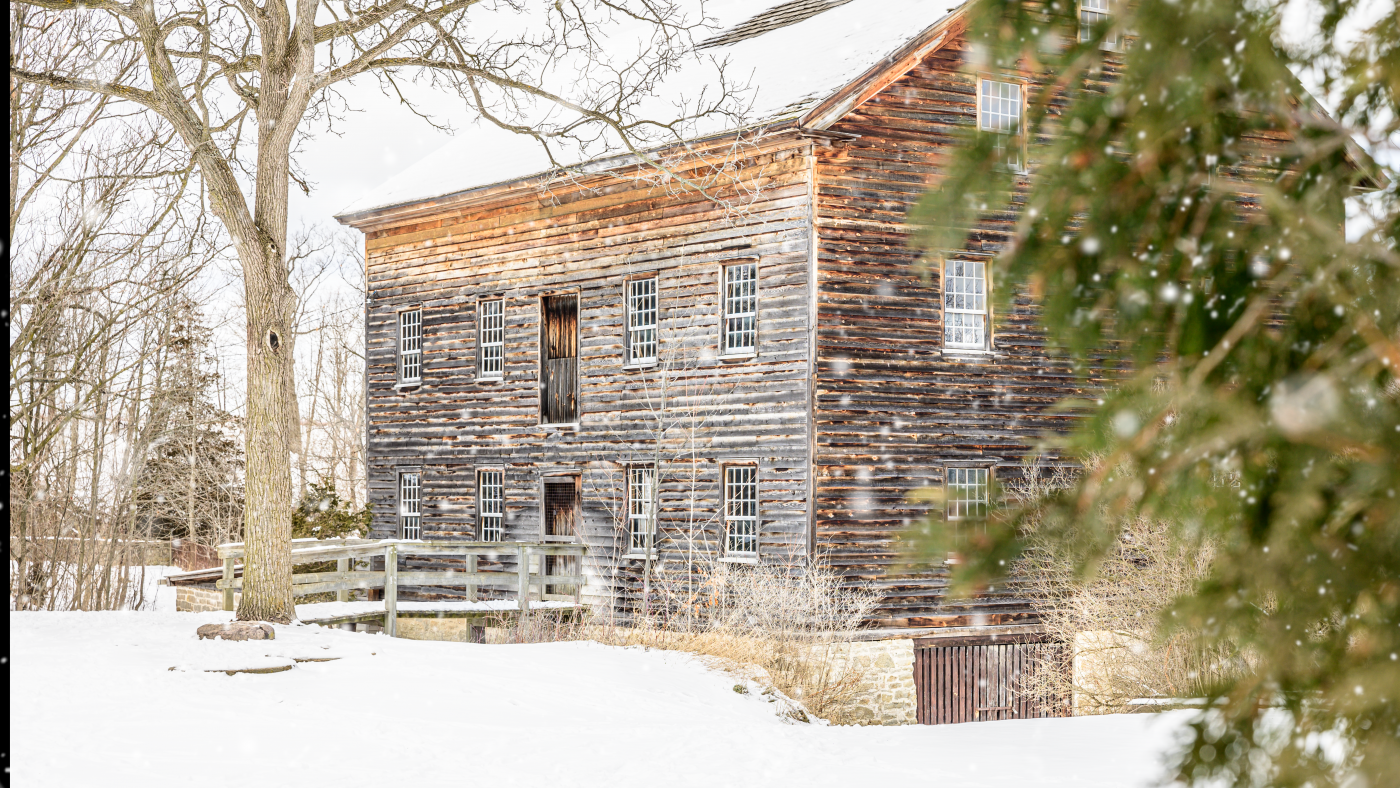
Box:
910;0;1398;785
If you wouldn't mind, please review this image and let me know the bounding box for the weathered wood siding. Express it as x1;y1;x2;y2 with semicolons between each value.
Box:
811;34;1104;629
352;137;817;606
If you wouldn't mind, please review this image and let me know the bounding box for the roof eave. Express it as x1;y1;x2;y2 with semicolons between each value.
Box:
335;118;807;230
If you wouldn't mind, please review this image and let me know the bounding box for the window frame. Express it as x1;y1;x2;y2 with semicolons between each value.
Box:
476;297;506;382
398;469;422;540
397;308;423;386
941;254;994;353
719;260;759;359
626;464;658;556
721;462;759;561
1078;0;1123;51
624;273;660;368
976;76;1027;173
476;467;505;542
944;466;992;522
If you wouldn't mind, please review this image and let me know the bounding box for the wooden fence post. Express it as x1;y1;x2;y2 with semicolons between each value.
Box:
222;557;235;612
517;544;530;618
336;557;350;603
466;553;478;602
385;544;398;637
573;548;582;608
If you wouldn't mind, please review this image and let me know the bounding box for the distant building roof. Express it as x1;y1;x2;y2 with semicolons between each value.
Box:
697;0;855;49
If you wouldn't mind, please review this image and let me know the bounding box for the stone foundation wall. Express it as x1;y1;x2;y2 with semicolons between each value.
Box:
175;585;238;613
827;639;917;725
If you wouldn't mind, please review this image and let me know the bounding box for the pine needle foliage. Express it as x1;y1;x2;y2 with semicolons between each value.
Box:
908;1;1398;785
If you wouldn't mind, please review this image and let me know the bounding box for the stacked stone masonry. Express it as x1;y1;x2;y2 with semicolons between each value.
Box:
175;585;239;613
828;639;917;725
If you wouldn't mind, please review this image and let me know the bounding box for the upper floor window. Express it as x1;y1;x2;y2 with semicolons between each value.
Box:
477;468;504;541
722;262;757;356
978;79;1024;172
398;309;422;384
398;471;422;539
477;298;504;380
1079;0;1122;50
628;464;657;554
945;467;990;521
723;464;758;557
943;257;990;351
626;275;659;366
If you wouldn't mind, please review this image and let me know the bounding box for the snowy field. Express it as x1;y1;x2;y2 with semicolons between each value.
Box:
11;611;1193;788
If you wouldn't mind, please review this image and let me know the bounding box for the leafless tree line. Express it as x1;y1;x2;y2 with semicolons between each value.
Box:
9;5;232;608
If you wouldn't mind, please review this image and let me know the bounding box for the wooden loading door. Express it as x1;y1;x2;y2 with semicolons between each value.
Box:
913;637;1069;725
541;295;578;424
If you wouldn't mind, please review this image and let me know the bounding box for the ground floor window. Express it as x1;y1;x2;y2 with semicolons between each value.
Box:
478;468;503;541
628;464;656;554
398;471;421;539
723;464;758;556
945;467;990;520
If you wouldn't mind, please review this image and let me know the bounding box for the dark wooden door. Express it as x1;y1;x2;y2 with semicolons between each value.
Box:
541;295;578;424
914;637;1069;725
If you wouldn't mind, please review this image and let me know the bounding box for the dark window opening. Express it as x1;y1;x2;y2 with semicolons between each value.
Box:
541;295;578;424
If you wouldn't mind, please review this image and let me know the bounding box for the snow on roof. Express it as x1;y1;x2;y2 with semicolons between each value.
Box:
338;0;967;219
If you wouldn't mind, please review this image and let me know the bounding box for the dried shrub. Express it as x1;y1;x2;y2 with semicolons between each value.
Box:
1010;461;1243;714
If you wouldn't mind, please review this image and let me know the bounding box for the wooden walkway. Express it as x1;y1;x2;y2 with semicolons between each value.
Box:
165;538;585;637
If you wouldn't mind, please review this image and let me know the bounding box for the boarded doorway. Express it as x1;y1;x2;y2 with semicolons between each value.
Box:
913;635;1069;725
541;477;580;596
540;295;578;424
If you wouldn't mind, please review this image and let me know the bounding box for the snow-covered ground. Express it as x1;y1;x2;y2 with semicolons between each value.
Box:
11;611;1192;787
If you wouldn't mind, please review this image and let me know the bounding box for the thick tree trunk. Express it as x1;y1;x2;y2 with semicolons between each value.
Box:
234;63;305;622
236;268;297;622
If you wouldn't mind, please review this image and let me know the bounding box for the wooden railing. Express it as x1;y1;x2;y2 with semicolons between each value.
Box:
214;539;586;637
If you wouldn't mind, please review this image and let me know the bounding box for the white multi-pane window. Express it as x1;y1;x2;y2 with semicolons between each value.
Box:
979;79;1023;171
477;469;504;541
724;465;758;556
627;465;657;553
722;262;758;355
944;258;989;350
478;298;504;380
398;472;422;539
627;276;659;365
946;467;990;520
398;310;422;383
1079;0;1121;49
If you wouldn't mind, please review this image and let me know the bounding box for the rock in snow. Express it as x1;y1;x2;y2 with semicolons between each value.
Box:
195;621;276;641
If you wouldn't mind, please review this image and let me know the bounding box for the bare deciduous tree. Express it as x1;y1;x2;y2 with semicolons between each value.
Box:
11;0;745;620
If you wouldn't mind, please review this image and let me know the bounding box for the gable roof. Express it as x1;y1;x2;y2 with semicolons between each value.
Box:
337;0;968;221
